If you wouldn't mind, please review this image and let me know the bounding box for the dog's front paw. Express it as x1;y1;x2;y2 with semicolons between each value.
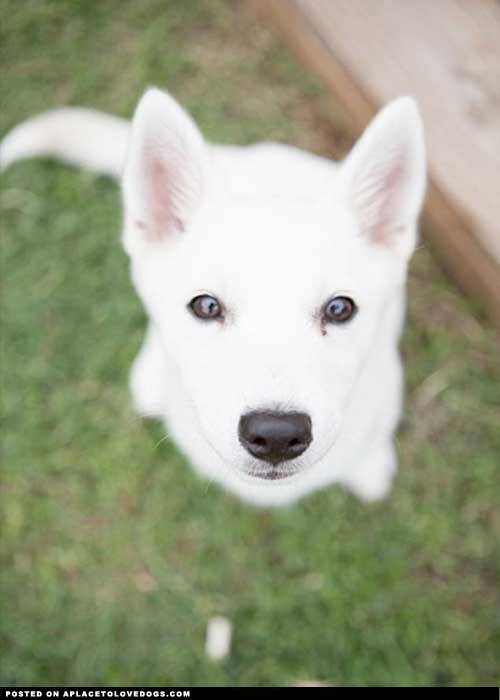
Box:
340;443;397;502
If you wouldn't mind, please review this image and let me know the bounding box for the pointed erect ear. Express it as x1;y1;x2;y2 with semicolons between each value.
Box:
336;97;426;255
122;88;207;252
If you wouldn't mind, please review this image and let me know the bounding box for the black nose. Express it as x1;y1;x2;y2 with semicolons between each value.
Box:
238;411;312;465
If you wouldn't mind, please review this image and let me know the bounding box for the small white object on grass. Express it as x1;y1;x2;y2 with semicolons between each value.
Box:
205;615;232;661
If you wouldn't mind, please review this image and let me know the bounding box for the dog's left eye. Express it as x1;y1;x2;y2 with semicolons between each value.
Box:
189;294;223;320
323;295;357;324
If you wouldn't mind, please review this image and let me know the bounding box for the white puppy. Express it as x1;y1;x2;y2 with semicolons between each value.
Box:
0;88;425;506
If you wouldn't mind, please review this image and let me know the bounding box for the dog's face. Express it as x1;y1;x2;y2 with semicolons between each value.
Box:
122;89;425;503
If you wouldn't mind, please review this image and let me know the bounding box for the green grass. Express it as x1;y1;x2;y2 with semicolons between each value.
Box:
1;0;499;687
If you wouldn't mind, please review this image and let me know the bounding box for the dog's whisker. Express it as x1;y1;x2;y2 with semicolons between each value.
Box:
153;434;171;450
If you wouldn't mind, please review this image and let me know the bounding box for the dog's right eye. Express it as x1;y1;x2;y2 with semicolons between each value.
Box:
189;294;223;320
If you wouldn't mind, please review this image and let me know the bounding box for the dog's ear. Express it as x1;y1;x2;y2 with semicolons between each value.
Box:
336;97;425;256
122;88;207;252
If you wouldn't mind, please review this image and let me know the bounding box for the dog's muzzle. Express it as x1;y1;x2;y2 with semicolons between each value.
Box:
238;410;312;477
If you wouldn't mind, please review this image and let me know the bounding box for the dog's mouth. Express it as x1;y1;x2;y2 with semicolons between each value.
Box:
252;468;297;481
243;462;301;482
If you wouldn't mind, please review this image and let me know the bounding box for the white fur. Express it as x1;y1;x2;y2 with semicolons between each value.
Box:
0;108;129;177
1;89;426;507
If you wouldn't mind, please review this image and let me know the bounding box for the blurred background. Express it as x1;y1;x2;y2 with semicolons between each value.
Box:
1;0;499;687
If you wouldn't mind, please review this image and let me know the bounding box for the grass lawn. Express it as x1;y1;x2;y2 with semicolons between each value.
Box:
1;0;499;687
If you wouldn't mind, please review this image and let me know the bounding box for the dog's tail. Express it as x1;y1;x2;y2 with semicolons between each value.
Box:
0;108;130;178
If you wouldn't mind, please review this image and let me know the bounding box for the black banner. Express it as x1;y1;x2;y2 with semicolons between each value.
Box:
0;687;498;698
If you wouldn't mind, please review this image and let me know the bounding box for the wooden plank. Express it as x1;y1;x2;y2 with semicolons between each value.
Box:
252;0;500;328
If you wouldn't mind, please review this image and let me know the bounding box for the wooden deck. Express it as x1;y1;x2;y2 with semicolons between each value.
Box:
253;0;500;328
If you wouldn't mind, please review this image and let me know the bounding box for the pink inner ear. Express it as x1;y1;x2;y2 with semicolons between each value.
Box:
144;157;184;240
352;154;407;245
369;158;405;244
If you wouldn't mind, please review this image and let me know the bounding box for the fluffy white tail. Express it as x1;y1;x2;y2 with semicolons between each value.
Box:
0;108;131;178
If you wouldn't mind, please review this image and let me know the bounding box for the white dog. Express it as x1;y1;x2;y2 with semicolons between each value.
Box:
0;88;425;507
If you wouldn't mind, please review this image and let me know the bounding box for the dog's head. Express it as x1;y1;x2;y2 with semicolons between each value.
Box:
122;88;425;505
